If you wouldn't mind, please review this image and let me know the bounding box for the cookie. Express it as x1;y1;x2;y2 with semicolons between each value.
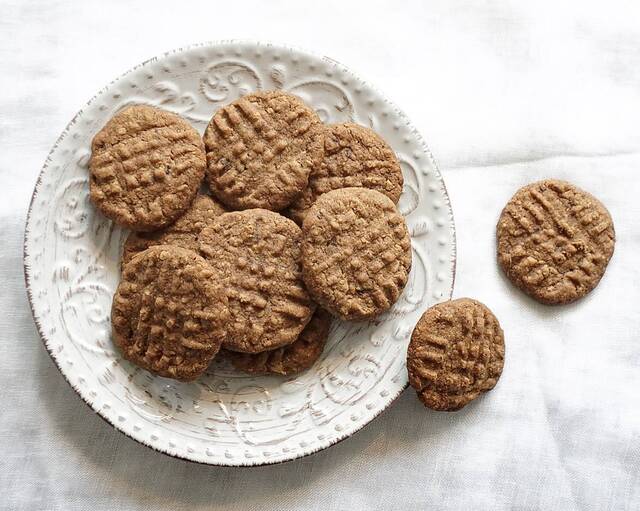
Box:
111;245;229;381
287;123;403;224
203;90;322;211
407;298;505;411
90;105;205;231
226;308;331;376
301;187;411;321
121;194;226;267
497;179;615;305
198;209;315;353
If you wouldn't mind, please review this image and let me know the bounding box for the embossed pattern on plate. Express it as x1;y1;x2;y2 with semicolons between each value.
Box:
24;41;456;466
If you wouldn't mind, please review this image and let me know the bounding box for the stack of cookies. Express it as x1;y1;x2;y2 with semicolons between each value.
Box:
90;89;617;413
90;91;411;382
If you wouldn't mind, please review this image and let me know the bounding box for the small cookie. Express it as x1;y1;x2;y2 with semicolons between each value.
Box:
203;90;322;211
111;245;229;382
226;308;331;376
121;194;226;267
198;209;315;353
287;123;403;224
407;298;505;411
90;105;205;231
301;187;411;320
497;179;615;304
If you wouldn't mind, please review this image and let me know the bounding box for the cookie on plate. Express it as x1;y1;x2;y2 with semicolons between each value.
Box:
111;245;229;382
121;194;226;267
301;187;411;321
287;123;403;224
198;209;315;353
407;298;505;411
497;179;615;305
226;308;331;376
203;90;322;211
90;105;205;231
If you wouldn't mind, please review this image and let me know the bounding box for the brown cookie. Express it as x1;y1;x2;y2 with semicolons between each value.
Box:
203;90;322;211
407;298;505;411
121;194;226;267
90;105;205;231
497;179;615;305
226;308;332;376
198;209;315;353
111;245;229;381
287;123;403;224
301;187;411;321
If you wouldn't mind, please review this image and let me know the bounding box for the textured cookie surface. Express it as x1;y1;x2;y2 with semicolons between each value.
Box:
288;123;403;224
121;194;226;267
111;246;229;381
407;298;505;411
226;308;331;376
90;105;205;231
203;90;322;211
302;187;411;321
198;209;315;353
497;179;615;304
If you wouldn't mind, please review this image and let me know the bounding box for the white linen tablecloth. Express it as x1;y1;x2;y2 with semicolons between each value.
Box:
1;1;639;509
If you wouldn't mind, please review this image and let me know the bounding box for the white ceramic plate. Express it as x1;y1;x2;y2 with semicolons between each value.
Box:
24;41;456;466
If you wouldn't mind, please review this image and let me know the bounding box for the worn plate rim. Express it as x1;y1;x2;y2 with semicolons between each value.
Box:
23;40;456;467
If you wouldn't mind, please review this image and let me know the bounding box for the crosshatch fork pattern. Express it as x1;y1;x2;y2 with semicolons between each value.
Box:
204;91;322;211
497;180;614;304
23;41;456;465
407;299;504;411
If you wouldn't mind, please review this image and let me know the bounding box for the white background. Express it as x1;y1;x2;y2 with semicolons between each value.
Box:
1;1;639;509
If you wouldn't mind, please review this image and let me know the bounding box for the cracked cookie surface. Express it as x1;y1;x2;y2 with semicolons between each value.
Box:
301;187;411;321
198;209;315;353
288;123;403;224
407;298;504;411
225;308;331;376
497;179;615;304
111;245;229;381
121;194;226;267
90;105;205;231
204;91;322;211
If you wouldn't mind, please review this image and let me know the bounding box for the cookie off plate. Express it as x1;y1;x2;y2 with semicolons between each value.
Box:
23;41;456;466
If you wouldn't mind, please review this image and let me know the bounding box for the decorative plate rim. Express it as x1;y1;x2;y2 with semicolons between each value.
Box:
23;39;456;466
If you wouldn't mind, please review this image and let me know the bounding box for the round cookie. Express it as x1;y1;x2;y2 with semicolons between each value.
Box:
111;245;229;382
301;187;411;321
121;194;226;267
497;179;615;305
287;123;403;224
407;298;505;411
226;308;331;376
198;209;315;353
90;105;206;231
203;90;322;211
